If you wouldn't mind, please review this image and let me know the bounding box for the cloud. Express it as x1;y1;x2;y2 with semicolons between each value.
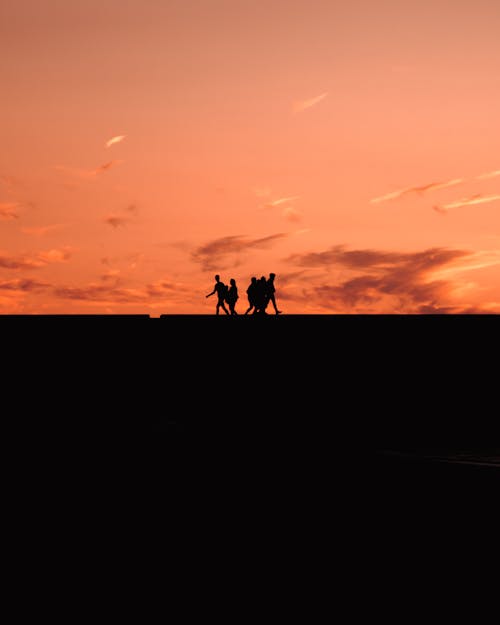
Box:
430;250;500;279
0;278;49;292
103;203;139;228
286;245;412;269
145;280;189;297
292;92;328;114
191;233;291;271
54;160;123;180
53;278;190;305
104;214;132;228
53;284;140;303
100;251;146;270
476;169;500;180
282;206;303;222
0;253;45;270
105;135;126;148
433;194;500;213
254;189;302;219
0;202;21;220
94;161;122;174
0;247;72;270
370;178;464;204
284;245;492;313
371;167;500;212
21;224;65;237
100;269;121;282
37;248;73;263
262;196;300;208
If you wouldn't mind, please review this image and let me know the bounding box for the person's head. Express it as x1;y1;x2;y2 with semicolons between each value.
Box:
251;276;257;283
230;278;236;286
269;273;276;279
215;274;220;282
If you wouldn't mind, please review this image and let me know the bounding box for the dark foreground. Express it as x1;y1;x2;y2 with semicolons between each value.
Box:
4;314;499;485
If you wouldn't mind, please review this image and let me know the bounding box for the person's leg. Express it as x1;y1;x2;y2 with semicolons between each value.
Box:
271;295;282;314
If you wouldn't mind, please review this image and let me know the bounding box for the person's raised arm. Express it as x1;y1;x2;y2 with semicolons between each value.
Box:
206;288;215;298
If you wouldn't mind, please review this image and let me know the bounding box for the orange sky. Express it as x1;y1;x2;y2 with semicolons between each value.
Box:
1;0;499;314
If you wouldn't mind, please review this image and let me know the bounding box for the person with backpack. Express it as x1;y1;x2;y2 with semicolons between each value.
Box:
206;274;230;315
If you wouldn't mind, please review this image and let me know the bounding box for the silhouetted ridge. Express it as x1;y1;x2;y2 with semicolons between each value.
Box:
1;314;151;318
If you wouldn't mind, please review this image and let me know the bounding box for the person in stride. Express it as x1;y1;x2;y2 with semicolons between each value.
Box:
244;276;258;315
226;278;239;315
206;274;230;315
266;272;282;315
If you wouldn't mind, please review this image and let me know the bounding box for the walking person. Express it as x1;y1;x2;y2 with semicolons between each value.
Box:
266;272;282;315
226;278;239;315
244;276;258;315
206;274;230;315
256;276;269;314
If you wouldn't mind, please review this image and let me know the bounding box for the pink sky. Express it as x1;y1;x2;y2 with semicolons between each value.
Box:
1;0;499;314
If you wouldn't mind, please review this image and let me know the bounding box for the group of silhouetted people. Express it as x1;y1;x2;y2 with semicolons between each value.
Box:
206;273;282;316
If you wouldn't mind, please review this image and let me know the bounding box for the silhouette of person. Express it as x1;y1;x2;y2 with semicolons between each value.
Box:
226;278;239;315
255;276;268;314
244;277;258;315
266;272;282;315
206;274;230;315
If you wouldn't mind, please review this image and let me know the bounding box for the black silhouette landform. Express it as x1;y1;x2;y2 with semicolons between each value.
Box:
3;313;499;458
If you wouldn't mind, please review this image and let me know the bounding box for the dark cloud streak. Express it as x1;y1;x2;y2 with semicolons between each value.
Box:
192;233;290;270
285;245;474;312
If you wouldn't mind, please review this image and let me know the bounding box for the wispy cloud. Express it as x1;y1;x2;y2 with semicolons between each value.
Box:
100;251;146;270
433;194;500;213
192;233;291;271
286;245;412;269
371;167;500;210
103;203;139;228
21;224;65;237
285;245;495;313
53;278;190;305
37;248;73;263
0;254;44;270
370;178;464;204
476;169;500;180
0;278;49;292
262;196;301;208
105;135;126;148
53;284;138;302
100;269;121;281
282;206;303;222
145;280;189;297
54;160;123;180
253;189;302;220
0;247;73;270
430;250;500;279
292;92;328;114
104;214;132;228
0;202;21;220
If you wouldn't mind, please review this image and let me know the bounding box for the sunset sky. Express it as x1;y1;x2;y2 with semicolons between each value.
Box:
1;0;499;314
